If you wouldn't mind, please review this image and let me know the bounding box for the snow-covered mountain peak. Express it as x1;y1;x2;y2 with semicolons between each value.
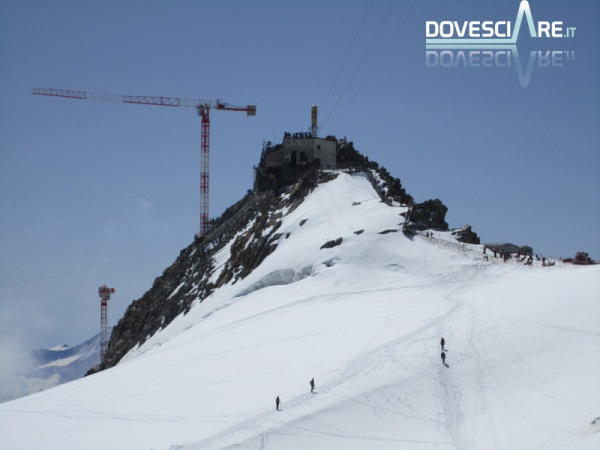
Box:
2;169;599;450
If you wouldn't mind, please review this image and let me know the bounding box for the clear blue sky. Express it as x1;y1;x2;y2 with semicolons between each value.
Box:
1;0;598;349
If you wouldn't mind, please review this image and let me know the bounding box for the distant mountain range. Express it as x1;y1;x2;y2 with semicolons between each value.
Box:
31;329;106;385
1;330;106;403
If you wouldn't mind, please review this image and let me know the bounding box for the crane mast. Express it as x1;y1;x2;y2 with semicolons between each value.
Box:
32;87;256;236
199;106;210;236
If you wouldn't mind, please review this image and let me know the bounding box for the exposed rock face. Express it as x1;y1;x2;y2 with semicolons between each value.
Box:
88;170;331;374
408;199;449;231
337;140;413;206
452;225;481;245
320;237;343;249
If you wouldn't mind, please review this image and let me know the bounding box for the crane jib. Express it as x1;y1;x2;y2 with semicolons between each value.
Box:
31;88;256;111
32;88;87;99
123;96;181;107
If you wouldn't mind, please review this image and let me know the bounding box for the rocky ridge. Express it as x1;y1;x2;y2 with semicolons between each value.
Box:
90;143;472;374
89;170;334;373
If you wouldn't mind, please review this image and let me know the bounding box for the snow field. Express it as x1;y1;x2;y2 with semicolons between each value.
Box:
1;172;599;450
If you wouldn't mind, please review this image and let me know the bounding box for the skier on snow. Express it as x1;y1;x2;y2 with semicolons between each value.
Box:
276;396;280;410
310;378;315;393
440;337;445;351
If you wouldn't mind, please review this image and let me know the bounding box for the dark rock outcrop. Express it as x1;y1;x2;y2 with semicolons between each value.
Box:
337;140;412;206
452;225;481;245
408;199;449;231
320;237;343;249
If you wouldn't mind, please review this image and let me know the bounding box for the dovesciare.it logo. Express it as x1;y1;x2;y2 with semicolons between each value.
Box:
425;0;576;88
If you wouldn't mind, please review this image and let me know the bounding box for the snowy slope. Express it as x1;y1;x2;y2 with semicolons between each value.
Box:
1;171;599;450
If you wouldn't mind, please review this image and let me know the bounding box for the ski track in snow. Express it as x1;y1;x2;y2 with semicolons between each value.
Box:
184;260;498;449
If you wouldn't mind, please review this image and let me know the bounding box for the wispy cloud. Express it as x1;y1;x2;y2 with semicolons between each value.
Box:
0;303;59;402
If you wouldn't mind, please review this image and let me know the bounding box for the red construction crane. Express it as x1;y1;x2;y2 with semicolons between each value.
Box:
32;88;256;236
97;285;115;361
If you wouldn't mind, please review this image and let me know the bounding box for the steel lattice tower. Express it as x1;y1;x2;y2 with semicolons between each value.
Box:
98;285;115;361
